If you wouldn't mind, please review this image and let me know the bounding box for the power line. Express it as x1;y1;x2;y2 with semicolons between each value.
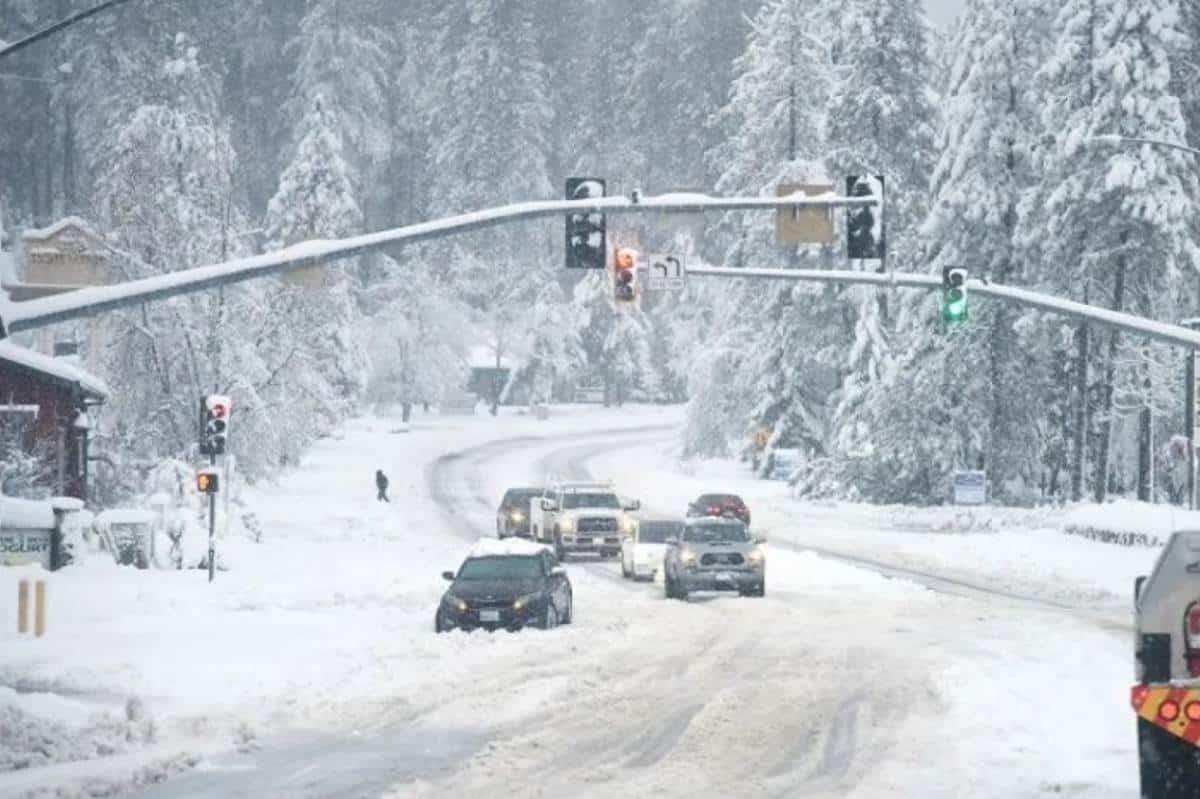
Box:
0;0;137;63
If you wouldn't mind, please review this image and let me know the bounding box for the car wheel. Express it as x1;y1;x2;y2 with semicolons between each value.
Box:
434;610;446;633
675;577;689;601
621;556;631;578
542;603;559;630
562;592;573;625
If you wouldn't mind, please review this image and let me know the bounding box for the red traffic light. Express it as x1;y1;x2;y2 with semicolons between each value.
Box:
615;247;637;271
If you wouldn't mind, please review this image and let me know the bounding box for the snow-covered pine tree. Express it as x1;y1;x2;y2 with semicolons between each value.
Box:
1037;0;1200;501
697;0;839;465
821;0;937;481
881;0;1053;502
265;88;368;424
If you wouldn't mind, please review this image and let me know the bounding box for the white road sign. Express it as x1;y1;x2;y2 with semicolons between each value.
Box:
646;254;686;291
952;470;987;505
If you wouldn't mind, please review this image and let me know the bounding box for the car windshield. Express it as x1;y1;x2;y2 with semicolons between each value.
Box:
501;490;540;508
684;523;749;543
456;556;543;580
639;522;682;543
562;492;620;509
698;494;742;507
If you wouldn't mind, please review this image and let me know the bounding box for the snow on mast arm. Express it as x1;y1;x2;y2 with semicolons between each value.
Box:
1;193;874;336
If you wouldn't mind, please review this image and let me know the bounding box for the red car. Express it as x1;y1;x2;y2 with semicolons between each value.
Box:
686;493;750;528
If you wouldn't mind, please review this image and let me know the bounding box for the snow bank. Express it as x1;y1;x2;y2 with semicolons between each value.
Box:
1060;499;1200;547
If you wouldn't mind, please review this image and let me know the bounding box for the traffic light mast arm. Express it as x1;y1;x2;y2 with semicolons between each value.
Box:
686;266;1200;351
1;192;876;336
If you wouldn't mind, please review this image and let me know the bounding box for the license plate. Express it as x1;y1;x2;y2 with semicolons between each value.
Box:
716;572;734;583
576;538;592;546
479;610;500;622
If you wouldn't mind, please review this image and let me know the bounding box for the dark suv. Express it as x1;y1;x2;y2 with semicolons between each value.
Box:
496;487;543;538
436;544;573;632
686;493;751;527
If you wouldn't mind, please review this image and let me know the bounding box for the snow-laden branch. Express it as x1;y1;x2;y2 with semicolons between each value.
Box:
1;192;873;335
686;266;1200;350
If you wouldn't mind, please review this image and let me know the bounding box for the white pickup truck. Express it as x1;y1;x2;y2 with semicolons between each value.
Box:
530;481;639;560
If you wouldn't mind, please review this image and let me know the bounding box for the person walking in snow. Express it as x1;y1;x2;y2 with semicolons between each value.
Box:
375;469;390;502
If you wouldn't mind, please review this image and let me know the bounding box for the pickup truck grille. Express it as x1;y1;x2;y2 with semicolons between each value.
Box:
578;517;618;533
701;552;744;566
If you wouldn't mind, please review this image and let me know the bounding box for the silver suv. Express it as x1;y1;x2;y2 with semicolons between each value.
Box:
663;517;765;599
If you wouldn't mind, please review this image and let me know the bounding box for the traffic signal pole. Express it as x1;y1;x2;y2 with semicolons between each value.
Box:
686;266;1200;352
207;449;216;583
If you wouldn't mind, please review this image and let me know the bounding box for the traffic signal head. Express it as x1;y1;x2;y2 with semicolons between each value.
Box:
845;175;886;260
942;266;969;324
199;394;232;456
565;177;607;270
196;470;219;494
613;247;638;302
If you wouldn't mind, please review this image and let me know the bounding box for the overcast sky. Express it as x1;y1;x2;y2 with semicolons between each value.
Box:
924;0;965;27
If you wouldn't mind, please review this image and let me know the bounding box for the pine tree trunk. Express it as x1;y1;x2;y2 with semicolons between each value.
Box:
1094;253;1127;503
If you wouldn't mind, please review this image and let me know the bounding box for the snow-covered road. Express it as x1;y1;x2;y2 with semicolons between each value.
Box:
0;406;1145;797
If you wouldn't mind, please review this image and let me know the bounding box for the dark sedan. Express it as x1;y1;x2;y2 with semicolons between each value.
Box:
686;493;751;527
496;487;543;538
435;545;572;632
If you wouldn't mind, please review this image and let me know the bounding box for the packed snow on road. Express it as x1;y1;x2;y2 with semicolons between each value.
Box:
0;405;1169;798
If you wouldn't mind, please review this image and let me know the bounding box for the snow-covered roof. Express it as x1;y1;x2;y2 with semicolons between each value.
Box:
467;537;552;558
20;216;101;242
0;496;54;530
0;341;109;398
95;509;156;526
467;345;512;370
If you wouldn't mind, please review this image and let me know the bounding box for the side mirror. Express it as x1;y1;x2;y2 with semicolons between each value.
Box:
550;566;567;577
623;499;641;512
442;570;456;582
754;535;768;545
665;537;679;546
540;498;557;512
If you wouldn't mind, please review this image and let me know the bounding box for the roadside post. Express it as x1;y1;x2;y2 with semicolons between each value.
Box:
1185;320;1200;510
15;578;47;637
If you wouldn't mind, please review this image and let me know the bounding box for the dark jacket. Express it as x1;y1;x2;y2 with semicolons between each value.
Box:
375;470;388;490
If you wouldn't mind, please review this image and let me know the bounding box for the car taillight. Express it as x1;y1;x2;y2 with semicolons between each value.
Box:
1185;602;1200;678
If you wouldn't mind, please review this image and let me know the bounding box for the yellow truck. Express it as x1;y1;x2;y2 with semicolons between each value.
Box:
1132;530;1200;797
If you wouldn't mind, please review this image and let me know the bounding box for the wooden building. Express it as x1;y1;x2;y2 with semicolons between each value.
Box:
0;341;107;501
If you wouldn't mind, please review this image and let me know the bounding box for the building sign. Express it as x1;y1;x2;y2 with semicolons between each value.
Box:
21;217;109;287
0;529;52;568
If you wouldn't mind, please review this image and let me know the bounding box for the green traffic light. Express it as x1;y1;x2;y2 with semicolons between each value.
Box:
943;288;968;323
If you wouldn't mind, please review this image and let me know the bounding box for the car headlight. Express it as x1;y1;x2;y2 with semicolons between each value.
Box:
444;594;468;613
510;510;524;522
621;517;635;535
747;547;765;566
512;593;541;612
560;518;575;533
680;550;697;566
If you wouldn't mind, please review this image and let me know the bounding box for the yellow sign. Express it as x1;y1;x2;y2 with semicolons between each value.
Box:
776;184;835;246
